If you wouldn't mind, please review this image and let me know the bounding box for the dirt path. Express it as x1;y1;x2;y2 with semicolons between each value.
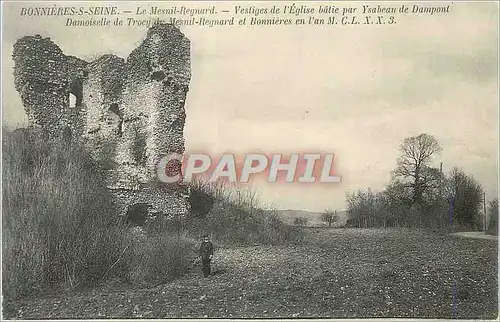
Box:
4;228;497;319
450;231;498;241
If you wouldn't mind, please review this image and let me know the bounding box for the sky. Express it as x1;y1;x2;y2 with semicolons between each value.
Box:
2;1;499;212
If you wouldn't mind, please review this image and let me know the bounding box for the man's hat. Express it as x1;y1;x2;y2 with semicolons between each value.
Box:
202;233;209;238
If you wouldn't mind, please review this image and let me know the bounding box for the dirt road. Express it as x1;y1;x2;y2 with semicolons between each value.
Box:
4;228;497;319
450;231;498;241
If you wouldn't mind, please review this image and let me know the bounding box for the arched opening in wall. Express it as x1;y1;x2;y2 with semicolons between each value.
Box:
69;93;77;108
151;70;166;81
70;79;83;107
125;203;150;227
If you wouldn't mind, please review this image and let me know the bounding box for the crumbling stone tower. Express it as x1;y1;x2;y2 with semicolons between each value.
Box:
13;24;191;221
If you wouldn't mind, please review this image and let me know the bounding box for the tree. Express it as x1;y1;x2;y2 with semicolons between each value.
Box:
487;198;498;235
321;209;338;227
293;217;309;227
345;189;386;228
346;188;378;219
392;133;442;205
447;167;483;228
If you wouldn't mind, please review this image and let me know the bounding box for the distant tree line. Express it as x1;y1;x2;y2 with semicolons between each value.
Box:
345;133;489;230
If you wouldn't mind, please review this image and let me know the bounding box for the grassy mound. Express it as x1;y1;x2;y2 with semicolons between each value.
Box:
186;180;303;245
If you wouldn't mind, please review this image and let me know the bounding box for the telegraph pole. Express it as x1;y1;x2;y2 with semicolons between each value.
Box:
483;192;487;231
439;162;444;227
439;162;443;196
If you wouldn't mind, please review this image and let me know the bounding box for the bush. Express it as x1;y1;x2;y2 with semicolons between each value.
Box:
2;128;126;299
187;179;215;218
345;186;462;229
321;209;338;227
446;167;484;229
124;228;197;285
185;180;302;245
345;168;485;230
345;188;390;228
293;217;309;227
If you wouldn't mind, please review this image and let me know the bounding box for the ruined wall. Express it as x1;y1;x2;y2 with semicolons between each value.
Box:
111;185;189;221
83;54;125;166
13;35;69;136
117;24;191;186
12;24;191;219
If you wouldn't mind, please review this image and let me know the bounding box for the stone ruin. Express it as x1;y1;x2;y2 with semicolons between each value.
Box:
12;24;192;222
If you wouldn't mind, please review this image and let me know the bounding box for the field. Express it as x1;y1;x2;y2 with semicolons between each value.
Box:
3;228;497;319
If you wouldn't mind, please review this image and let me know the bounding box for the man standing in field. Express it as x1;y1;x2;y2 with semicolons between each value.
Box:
199;234;214;278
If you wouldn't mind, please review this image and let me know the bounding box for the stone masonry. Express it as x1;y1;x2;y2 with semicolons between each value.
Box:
12;24;191;220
